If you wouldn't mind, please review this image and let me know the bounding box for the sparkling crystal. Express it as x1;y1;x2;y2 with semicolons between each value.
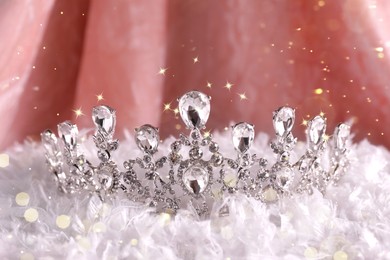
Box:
41;130;58;156
273;107;295;137
189;147;203;160
308;115;326;145
57;121;78;149
211;152;223;166
334;123;350;150
232;122;255;153
92;105;116;136
183;165;209;195
135;124;159;154
41;130;61;166
275;167;294;189
178;91;210;129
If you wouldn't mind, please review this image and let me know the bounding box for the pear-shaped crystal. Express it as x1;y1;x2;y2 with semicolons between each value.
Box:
57;121;78;149
178;91;210;129
232;122;255;153
135;124;159;154
41;129;61;166
307;115;326;145
183;165;209;195
92;105;116;136
275;166;293;189
334;123;350;150
273;107;295;137
41;130;58;156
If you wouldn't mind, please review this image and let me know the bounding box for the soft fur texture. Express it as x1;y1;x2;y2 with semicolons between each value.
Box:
0;131;389;260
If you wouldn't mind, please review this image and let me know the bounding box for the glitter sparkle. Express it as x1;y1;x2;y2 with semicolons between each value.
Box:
96;93;104;102
237;93;248;101
163;103;171;112
193;57;199;63
158;67;168;75
224;81;233;90
73;108;84;118
206;82;212;88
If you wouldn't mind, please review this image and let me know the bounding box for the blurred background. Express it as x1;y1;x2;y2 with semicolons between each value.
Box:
0;0;389;150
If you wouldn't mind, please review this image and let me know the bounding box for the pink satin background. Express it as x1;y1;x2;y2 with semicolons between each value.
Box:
0;0;389;150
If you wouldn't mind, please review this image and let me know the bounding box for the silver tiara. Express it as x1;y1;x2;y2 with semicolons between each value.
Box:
41;90;351;215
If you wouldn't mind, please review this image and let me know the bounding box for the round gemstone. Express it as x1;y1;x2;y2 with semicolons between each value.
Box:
273;107;295;137
178;91;210;129
334;123;350;150
232;122;255;153
135;124;159;154
92;105;116;136
183;165;209;195
308;115;326;145
57;121;78;149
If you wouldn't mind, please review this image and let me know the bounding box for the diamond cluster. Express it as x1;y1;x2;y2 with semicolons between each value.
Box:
41;90;351;215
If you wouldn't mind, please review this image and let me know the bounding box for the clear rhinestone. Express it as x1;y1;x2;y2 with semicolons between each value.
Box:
232;122;255;154
183;165;209;195
189;147;203;160
41;130;61;165
135;124;159;154
273;107;295;137
178;91;210;129
334;123;350;150
275;167;294;189
308;115;326;145
57;121;78;149
211;152;223;166
92;105;116;136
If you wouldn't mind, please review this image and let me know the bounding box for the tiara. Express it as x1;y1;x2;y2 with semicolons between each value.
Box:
41;90;351;215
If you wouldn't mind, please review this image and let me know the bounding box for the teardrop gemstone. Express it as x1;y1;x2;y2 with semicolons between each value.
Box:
92;105;116;136
135;124;159;154
41;129;61;166
57;121;78;149
273;107;295;137
334;123;350;150
232;122;255;154
178;91;210;129
307;115;326;145
183;165;209;195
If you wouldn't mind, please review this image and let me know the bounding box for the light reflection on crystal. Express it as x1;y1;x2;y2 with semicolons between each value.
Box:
334;123;350;150
135;124;159;154
273;107;295;137
308;115;326;145
232;122;255;153
92;105;116;136
183;165;208;194
275;167;293;189
57;121;78;149
178;91;210;129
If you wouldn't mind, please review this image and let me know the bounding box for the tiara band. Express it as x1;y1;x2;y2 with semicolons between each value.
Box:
41;90;351;215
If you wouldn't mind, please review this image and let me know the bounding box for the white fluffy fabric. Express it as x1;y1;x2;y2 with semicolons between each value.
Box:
1;131;390;260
